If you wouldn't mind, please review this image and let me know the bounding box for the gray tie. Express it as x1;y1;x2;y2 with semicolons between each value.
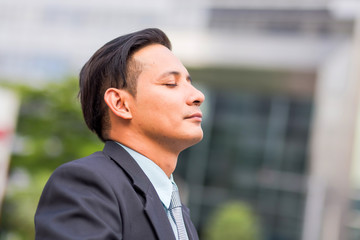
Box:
169;184;189;240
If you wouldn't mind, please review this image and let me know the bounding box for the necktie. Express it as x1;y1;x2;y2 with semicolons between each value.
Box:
169;184;189;240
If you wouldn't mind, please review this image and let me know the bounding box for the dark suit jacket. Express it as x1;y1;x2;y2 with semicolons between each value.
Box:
35;141;199;240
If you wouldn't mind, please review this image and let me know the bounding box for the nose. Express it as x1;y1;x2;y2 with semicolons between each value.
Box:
187;85;205;106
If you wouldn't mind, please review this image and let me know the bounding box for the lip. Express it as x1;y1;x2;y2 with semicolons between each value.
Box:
185;112;203;121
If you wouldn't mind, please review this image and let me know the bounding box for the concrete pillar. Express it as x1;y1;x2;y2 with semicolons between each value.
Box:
307;15;360;240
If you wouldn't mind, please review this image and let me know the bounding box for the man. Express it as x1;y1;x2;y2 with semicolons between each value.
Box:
35;28;204;240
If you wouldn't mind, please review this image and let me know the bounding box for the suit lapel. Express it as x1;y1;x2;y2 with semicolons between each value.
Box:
144;189;176;240
103;141;176;240
182;205;199;240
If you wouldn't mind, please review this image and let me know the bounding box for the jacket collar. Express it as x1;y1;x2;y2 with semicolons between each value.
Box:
103;141;176;240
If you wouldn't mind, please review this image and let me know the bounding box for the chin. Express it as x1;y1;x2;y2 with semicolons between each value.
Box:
187;131;204;147
173;128;203;150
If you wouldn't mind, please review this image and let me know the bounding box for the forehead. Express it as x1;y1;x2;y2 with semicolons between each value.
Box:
132;44;187;75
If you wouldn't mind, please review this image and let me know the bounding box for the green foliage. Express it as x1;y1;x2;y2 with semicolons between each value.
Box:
1;169;52;240
8;78;102;171
0;78;103;239
204;201;262;240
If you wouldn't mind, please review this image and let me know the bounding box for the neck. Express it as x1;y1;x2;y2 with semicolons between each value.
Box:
111;133;180;177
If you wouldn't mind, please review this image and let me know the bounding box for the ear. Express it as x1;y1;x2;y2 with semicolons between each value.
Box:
104;88;133;120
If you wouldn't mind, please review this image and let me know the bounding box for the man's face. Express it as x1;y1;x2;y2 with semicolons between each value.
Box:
128;44;205;152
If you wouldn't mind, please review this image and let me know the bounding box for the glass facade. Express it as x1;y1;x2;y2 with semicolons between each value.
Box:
176;68;314;240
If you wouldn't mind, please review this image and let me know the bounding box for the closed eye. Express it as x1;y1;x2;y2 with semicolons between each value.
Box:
164;83;177;87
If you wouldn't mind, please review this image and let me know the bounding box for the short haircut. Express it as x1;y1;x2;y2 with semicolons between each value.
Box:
79;28;172;142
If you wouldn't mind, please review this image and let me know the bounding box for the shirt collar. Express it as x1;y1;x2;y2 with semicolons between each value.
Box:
117;142;173;209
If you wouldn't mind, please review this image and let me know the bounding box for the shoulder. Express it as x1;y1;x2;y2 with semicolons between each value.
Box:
46;150;129;191
55;151;113;174
35;151;127;239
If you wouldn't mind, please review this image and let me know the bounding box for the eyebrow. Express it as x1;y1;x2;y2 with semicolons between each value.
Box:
159;71;193;82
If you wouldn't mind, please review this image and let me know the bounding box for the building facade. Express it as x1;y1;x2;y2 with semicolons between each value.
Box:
1;0;360;239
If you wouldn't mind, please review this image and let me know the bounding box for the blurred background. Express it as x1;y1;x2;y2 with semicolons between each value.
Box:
1;0;360;239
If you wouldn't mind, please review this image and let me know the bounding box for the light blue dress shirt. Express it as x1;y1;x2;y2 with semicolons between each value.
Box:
117;143;180;239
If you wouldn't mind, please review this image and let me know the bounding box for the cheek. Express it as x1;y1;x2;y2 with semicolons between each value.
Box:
136;90;183;120
149;95;182;113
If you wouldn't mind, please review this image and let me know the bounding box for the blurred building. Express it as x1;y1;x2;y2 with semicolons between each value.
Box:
1;0;360;240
